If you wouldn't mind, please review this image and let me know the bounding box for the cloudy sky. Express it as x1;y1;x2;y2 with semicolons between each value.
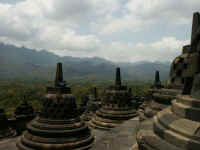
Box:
0;0;199;62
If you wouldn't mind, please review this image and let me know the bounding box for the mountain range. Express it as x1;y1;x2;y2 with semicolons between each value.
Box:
0;43;171;82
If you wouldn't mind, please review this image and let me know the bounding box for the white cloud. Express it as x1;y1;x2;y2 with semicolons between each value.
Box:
0;0;196;62
52;36;189;63
0;0;103;52
101;0;200;34
97;37;189;62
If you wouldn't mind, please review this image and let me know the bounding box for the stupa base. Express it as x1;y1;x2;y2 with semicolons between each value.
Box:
16;117;94;150
89;108;137;130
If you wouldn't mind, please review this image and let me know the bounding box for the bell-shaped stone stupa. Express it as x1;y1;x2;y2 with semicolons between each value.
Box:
0;108;16;139
17;63;94;150
81;87;101;121
14;95;35;135
139;70;181;121
89;67;137;130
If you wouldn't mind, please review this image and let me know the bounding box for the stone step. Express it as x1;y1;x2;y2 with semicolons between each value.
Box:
89;118;115;130
172;100;200;121
89;122;110;130
27;122;89;135
96;110;137;120
154;116;200;150
19;132;94;150
137;124;181;150
153;108;200;149
156;108;200;140
17;141;35;150
154;115;200;150
176;95;200;108
94;115;123;124
100;108;137;115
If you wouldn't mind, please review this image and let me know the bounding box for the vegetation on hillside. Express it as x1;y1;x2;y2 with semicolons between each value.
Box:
0;80;151;116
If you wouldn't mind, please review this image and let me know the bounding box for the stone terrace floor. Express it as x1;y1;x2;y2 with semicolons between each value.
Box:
0;117;139;150
91;117;139;150
0;136;18;150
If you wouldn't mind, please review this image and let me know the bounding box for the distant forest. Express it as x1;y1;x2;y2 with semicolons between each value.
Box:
0;80;151;116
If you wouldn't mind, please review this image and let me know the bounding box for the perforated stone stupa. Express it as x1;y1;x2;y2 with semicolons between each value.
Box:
15;96;34;117
136;12;200;150
14;95;35;135
139;71;181;121
81;87;101;121
168;45;191;89
89;67;137;130
0;108;16;139
17;63;94;150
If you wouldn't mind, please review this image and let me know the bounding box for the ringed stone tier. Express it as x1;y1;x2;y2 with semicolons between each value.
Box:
14;95;35;135
81;87;101;121
0;108;16;139
136;12;200;150
89;67;137;130
17;63;94;150
139;71;181;121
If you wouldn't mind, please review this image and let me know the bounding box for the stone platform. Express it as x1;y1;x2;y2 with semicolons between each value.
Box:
0;118;139;150
136;96;200;150
136;107;192;150
91;117;139;150
0;137;18;150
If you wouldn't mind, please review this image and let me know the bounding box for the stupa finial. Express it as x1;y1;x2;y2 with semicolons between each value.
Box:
154;70;162;88
115;67;121;87
55;62;66;87
94;87;97;99
23;95;28;105
191;12;200;44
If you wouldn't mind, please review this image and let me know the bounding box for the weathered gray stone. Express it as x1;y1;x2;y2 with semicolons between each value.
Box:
139;70;181;122
89;68;137;130
154;71;163;89
0;137;18;150
191;74;200;98
136;12;200;150
81;87;101;121
191;12;200;47
14;95;35;135
140;88;181;121
168;45;196;89
182;45;191;54
17;63;94;150
0;119;140;150
91;118;139;150
0;109;16;139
